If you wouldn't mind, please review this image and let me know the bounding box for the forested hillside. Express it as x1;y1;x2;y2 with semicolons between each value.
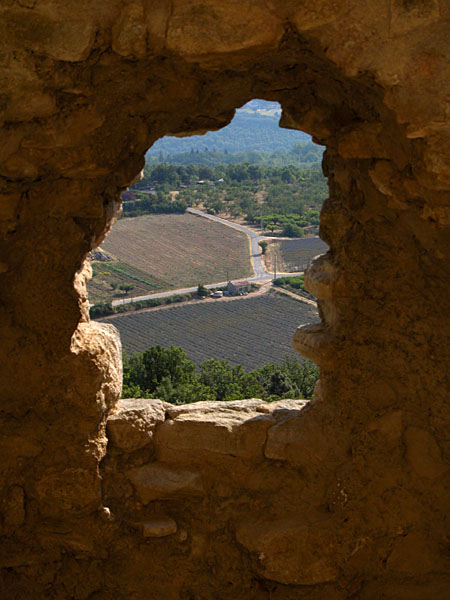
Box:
147;100;311;156
148;141;323;168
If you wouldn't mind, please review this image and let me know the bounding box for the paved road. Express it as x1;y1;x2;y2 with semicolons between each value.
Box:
112;209;322;307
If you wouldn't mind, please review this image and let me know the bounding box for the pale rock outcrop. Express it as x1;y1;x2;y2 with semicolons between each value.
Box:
107;398;166;452
157;399;306;461
128;463;204;503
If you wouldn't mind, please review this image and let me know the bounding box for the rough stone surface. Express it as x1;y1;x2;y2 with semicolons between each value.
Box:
107;398;166;452
236;518;339;585
128;463;204;503
140;518;177;538
0;1;449;598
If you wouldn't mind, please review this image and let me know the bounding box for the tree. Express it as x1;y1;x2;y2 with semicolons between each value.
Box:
199;358;245;401
140;345;196;395
197;283;208;297
259;241;268;255
119;283;134;295
283;223;304;238
268;370;298;397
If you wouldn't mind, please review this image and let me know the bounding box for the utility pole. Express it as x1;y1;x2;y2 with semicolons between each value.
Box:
274;255;277;281
260;207;263;234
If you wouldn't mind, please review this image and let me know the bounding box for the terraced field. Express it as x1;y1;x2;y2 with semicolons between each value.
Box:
100;293;319;371
88;213;252;303
268;237;329;272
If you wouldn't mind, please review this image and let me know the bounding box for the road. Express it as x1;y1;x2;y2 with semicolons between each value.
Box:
112;209;320;307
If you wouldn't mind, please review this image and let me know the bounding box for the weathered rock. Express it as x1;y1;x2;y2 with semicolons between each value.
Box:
35;468;101;518
107;398;166;453
128;463;203;503
264;409;329;467
156;399;306;461
236;518;339;585
0;1;449;598
140;518;177;538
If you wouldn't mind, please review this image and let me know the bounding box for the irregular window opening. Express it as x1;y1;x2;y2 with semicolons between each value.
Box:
88;100;328;404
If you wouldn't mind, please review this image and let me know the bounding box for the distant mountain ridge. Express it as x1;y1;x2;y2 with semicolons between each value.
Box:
147;100;311;156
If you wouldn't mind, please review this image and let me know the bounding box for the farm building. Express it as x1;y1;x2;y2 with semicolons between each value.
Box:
227;280;251;296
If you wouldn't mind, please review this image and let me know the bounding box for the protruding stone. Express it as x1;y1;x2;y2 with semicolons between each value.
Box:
292;322;337;366
156;400;302;461
128;463;203;504
107;399;166;453
304;254;346;300
141;518;177;538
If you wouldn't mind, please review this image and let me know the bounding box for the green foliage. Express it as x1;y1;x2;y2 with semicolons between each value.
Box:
273;275;306;291
283;223;304;238
259;241;268;255
197;283;208;297
89;302;114;318
122;190;188;218
199;359;245;401
119;283;134;294
146;104;312;156
122;345;319;404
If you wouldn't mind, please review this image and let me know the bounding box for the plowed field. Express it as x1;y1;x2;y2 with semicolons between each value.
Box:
100;293;319;371
88;213;252;303
268;237;328;272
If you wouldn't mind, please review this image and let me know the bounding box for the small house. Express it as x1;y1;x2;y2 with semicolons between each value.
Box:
227;280;251;296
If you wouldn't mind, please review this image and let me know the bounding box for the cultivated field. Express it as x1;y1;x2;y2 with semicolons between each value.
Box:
88;213;253;303
268;237;328;272
100;293;319;371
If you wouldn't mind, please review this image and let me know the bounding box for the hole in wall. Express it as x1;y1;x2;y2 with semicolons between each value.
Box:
88;100;329;404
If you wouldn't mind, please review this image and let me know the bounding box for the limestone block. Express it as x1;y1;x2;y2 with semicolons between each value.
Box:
157;399;306;461
128;463;203;504
166;0;283;56
140;518;177;538
236;518;338;585
38;19;96;62
112;2;148;58
404;426;447;479
265;411;328;467
107;398;166;453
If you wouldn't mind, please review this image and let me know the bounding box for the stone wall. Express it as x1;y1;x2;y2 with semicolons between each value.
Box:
0;1;449;598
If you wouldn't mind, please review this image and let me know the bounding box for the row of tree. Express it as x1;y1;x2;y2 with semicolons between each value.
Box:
123;345;318;403
148;141;323;168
